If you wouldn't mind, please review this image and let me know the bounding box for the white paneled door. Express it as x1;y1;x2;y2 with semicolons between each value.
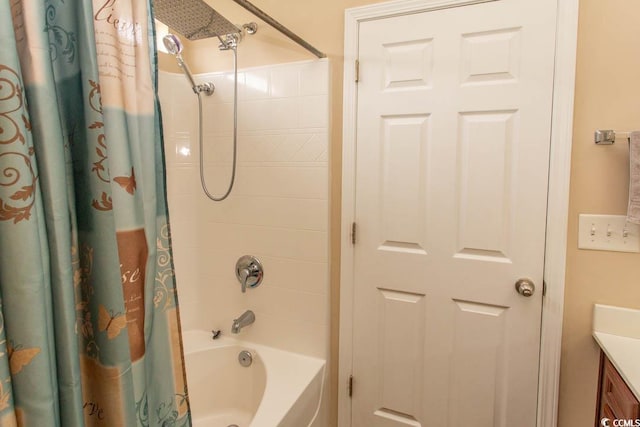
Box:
350;0;557;426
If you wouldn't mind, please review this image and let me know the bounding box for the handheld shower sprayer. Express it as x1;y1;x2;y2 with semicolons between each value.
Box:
162;34;214;95
160;31;240;202
162;33;182;55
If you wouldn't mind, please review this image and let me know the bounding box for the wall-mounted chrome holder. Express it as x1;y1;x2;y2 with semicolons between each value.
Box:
595;129;633;145
194;82;215;95
595;129;616;145
235;255;263;293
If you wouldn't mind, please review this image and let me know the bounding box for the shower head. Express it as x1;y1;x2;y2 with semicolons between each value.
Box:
162;34;183;55
162;34;214;96
154;0;240;41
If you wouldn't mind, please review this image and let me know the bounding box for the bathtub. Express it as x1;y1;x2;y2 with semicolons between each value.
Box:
182;330;325;427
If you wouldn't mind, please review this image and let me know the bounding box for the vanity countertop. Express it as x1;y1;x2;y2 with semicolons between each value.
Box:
593;304;640;401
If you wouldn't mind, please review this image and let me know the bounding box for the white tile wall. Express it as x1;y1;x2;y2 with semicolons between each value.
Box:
158;60;330;362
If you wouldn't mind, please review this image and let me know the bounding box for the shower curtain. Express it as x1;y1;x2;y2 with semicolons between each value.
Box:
0;0;190;426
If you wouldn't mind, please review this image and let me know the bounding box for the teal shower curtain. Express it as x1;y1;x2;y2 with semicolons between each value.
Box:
0;0;190;425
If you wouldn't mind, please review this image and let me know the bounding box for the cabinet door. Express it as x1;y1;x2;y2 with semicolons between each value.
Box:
597;351;640;423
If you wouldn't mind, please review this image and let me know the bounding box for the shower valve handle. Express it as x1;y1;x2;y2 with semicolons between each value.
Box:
235;255;263;293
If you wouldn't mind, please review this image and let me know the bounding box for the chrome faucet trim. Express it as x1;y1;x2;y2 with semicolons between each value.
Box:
239;267;251;293
235;255;263;293
231;310;255;334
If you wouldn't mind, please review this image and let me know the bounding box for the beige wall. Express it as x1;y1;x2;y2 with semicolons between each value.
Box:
559;1;640;426
159;0;640;426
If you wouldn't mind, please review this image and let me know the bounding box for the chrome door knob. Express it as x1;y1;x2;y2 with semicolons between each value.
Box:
515;278;535;297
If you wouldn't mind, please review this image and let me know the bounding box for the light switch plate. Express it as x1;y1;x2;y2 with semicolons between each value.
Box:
578;214;640;253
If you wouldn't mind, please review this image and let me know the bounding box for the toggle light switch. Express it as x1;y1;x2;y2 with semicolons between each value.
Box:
578;214;640;253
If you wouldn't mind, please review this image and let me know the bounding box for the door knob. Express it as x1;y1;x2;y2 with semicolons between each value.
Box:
515;278;535;297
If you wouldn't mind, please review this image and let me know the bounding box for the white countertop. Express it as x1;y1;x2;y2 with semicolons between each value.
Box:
593;304;640;401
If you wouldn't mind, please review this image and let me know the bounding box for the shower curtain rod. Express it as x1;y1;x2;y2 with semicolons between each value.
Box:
232;0;326;58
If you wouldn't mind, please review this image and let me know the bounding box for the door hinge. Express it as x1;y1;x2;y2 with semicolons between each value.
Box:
351;222;357;245
355;59;360;83
543;280;547;297
348;375;354;397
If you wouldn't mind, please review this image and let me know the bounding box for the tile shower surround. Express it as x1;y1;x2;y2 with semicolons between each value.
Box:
158;59;330;360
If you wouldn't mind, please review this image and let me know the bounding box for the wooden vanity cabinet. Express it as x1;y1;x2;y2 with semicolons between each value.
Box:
596;351;640;425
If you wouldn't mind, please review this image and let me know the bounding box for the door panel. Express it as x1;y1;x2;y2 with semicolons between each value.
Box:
380;115;430;253
351;1;557;426
456;109;517;261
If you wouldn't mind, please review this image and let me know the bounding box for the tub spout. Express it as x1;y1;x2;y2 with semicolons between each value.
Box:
231;310;255;334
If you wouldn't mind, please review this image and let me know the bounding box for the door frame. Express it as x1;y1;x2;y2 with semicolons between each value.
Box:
338;0;579;425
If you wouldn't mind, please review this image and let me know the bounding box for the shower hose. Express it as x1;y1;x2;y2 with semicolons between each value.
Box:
197;45;238;201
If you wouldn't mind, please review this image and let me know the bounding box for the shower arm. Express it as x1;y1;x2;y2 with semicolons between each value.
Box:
231;0;326;59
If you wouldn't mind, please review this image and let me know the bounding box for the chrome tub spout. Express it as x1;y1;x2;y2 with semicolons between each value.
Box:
231;310;255;334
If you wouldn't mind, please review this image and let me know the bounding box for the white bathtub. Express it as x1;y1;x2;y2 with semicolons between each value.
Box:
182;330;325;427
